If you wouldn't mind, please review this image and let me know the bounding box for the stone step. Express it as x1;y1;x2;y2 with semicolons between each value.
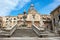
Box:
0;37;59;40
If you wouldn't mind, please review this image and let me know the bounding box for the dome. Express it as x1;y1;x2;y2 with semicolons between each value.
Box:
31;4;34;7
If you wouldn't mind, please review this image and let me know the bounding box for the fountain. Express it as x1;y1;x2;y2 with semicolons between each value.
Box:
32;16;48;37
22;10;27;27
39;17;45;30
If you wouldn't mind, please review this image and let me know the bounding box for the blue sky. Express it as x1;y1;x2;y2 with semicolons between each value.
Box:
0;0;60;16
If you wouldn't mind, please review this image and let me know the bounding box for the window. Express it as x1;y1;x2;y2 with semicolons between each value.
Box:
14;18;16;20
53;18;55;26
59;15;60;20
32;15;35;19
20;17;22;19
6;18;8;20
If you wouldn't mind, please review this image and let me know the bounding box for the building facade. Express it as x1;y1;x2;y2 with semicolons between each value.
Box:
41;15;52;30
0;17;3;28
2;16;17;27
1;4;51;28
17;14;23;27
50;5;60;32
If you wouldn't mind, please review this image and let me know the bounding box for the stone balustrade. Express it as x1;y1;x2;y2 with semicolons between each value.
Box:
32;24;48;37
0;24;17;37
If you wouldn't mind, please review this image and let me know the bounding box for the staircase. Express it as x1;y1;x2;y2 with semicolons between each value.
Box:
32;24;57;37
0;25;16;37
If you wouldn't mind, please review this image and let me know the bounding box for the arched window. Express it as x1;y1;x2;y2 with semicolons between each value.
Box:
14;18;16;20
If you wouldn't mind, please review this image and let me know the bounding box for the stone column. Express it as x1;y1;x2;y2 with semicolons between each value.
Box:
52;19;55;32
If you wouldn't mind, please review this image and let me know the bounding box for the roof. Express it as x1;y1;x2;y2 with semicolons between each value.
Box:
5;16;17;17
50;5;60;14
28;4;38;13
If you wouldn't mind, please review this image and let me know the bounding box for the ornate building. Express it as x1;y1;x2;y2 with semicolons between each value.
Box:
2;16;17;27
1;4;51;28
50;5;60;32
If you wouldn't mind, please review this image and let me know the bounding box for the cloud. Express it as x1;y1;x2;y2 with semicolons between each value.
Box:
15;0;31;10
0;0;31;16
40;0;60;14
56;0;60;1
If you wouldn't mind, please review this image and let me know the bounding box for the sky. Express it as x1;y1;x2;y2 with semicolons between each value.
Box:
0;0;60;16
